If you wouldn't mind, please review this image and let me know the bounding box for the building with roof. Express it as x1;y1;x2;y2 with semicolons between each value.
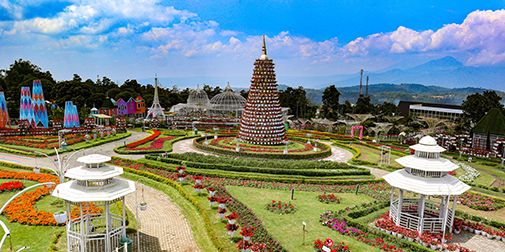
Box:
397;101;463;121
471;108;505;150
209;83;247;118
383;136;470;234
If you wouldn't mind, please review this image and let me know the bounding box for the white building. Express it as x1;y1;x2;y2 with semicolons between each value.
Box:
52;154;136;252
383;136;470;233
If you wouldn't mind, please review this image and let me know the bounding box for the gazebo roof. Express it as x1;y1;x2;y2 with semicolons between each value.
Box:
52;178;135;202
410;136;446;153
396;155;459;172
77;154;111;164
65;164;123;181
383;170;470;196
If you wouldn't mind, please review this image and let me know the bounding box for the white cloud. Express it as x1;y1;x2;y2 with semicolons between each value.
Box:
342;9;505;65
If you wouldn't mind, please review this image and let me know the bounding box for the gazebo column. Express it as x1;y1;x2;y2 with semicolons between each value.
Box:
80;203;86;251
449;196;458;232
105;202;111;252
441;195;450;238
439;195;447;219
122;197;127;237
418;195;426;233
397;189;404;222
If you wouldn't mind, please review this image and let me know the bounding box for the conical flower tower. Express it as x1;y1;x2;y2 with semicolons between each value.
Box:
238;35;286;145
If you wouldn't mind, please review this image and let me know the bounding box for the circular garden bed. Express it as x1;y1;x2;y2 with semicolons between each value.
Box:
193;136;331;159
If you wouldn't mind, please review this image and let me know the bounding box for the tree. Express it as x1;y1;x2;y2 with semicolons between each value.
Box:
462;91;503;124
321;85;340;120
354;96;373;114
279;86;314;118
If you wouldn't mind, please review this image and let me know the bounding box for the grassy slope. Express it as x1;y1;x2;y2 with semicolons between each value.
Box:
226;186;380;252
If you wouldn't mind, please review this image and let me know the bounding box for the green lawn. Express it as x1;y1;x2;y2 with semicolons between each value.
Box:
226;186;381;252
354;144;403;169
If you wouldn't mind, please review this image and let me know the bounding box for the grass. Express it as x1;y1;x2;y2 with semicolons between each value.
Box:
0;178;64;252
226;185;381;252
120;172;218;252
353;144;403;169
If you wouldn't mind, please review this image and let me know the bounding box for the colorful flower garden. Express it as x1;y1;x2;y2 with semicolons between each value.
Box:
114;129;191;154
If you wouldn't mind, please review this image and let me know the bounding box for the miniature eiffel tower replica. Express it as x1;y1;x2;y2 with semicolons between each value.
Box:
146;75;166;120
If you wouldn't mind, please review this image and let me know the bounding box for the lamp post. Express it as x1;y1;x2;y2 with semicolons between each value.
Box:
32;148;84;183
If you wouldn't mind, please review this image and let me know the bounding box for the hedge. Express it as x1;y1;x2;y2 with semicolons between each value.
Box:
154;152;353;170
193;137;332;160
113;157;382;185
146;155;369;177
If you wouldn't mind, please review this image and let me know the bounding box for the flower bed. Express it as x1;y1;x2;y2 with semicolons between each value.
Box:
318;193;341;204
266;200;296;214
0;134;86;149
459;192;505;211
0;170;59;226
314;238;351;252
194;136;332;159
126;136;175;151
0;181;24;192
126;130;161;148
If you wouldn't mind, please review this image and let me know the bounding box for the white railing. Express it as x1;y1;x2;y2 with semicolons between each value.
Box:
423;218;444;233
398;212;420;230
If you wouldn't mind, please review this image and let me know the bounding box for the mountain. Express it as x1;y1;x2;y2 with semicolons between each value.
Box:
295;83;505;106
323;56;505;90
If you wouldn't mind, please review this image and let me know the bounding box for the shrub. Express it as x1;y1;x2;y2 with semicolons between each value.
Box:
265;200;296;214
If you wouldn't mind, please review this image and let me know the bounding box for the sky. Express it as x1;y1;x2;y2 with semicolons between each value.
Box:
1;0;505;88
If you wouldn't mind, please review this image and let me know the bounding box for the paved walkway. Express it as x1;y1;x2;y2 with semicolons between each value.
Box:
453;230;505;252
172;138;215;156
321;141;353;162
125;182;200;252
0;130;148;169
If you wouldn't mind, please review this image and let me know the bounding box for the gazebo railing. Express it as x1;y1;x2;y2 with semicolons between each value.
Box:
398;212;420;230
423;217;444;233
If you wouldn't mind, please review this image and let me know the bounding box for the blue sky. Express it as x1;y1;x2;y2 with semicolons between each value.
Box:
1;0;505;88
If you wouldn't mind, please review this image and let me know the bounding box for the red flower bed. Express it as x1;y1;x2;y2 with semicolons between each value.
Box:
314;238;351;252
126;130;161;148
459;192;505;211
266;200;296;214
126;135;174;151
318;193;341;204
0;181;24;192
0;134;86;149
0;170;59;226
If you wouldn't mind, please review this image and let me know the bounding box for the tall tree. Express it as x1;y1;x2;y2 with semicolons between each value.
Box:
354;96;373;114
462;91;503;124
321;85;340;120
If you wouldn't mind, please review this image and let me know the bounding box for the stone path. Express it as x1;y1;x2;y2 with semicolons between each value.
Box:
0;130;148;169
172;138;215;156
125;182;200;252
354;164;390;178
321;141;353;162
453;230;505;252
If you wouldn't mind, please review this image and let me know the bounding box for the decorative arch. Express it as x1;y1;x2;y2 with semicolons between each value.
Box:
350;125;364;140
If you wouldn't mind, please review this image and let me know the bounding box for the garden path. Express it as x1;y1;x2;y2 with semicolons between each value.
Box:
321;141;353;162
125;182;200;252
172;138;216;156
452;230;505;252
353;164;390;178
0;130;148;169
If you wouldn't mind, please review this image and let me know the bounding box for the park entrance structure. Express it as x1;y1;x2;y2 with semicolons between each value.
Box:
52;154;136;252
238;35;286;145
383;136;470;234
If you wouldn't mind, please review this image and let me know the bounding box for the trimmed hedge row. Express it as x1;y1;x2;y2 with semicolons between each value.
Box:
193;137;332;160
156;152;353;170
114;135;193;154
455;210;505;229
114;157;382;185
347;201;389;219
145;155;369;177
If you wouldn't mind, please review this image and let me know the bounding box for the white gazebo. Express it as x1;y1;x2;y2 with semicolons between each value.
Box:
383;136;470;234
52;154;136;252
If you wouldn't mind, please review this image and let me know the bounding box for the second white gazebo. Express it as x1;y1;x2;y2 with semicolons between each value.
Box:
383;136;470;234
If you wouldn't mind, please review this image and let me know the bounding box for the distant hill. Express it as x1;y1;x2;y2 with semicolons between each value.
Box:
279;83;505;106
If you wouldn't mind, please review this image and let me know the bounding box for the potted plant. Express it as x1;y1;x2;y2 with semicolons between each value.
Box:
53;210;67;224
207;187;216;197
240;227;255;241
218;207;227;219
226;212;239;224
139;202;147;211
